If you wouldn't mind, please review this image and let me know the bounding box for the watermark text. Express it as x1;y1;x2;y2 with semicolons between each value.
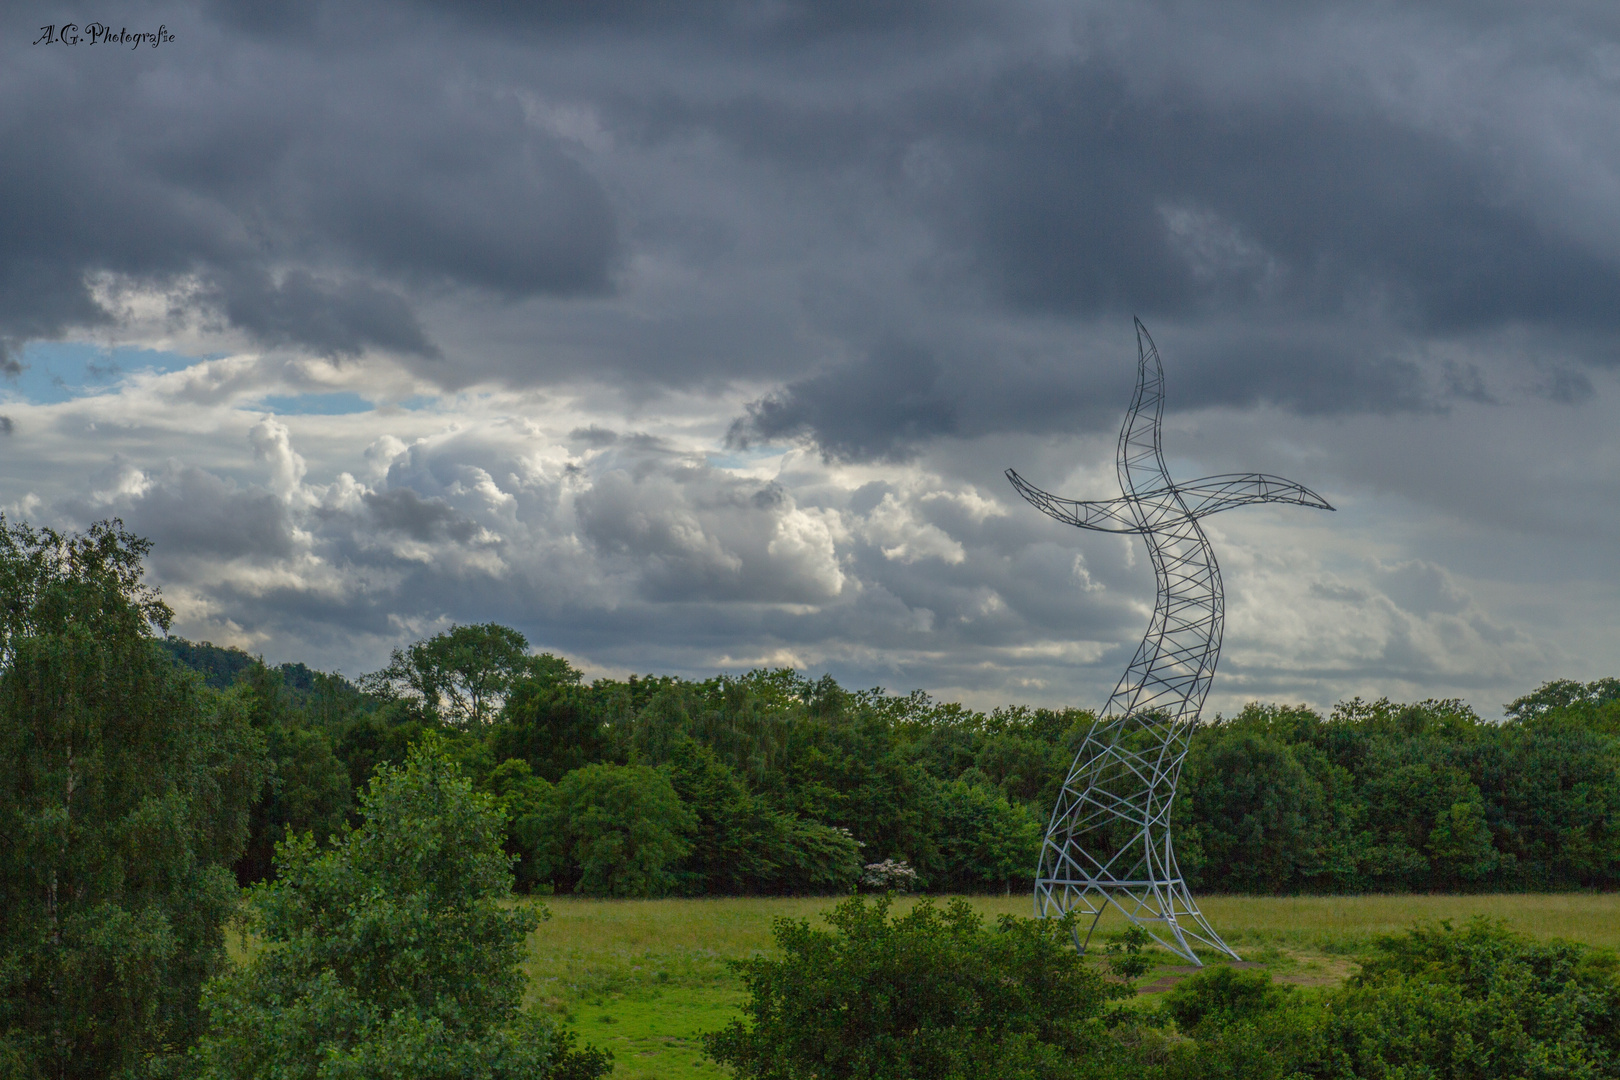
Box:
33;23;175;48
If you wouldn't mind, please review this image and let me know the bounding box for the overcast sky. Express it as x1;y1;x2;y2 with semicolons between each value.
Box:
3;0;1617;717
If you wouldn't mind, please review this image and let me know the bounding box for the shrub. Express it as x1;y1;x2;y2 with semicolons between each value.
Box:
860;858;919;892
1121;919;1620;1080
1159;964;1290;1033
1314;918;1620;1080
1105;924;1155;981
704;894;1114;1080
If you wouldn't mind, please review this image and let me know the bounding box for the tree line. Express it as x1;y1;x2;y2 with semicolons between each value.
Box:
188;614;1620;899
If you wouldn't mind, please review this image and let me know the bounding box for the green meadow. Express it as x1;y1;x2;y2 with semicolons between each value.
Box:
517;892;1620;1080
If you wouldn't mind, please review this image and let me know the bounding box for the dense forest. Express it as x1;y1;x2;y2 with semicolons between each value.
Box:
167;615;1620;899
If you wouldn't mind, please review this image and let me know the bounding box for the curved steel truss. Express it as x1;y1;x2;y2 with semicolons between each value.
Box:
1008;320;1334;963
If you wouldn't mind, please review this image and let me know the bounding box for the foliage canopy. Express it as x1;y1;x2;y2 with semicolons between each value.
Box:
193;738;610;1080
0;518;263;1078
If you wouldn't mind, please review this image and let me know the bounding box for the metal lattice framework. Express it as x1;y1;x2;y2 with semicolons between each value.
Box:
1008;320;1334;963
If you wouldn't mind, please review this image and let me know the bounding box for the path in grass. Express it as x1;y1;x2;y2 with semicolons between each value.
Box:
526;892;1620;1079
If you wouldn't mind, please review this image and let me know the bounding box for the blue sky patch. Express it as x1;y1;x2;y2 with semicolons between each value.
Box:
707;445;791;470
255;392;374;416
4;342;209;404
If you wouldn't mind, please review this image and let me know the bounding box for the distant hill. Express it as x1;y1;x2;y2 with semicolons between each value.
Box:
159;636;365;707
159;636;260;689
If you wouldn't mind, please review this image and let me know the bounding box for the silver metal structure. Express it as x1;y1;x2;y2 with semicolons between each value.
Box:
1008;320;1334;963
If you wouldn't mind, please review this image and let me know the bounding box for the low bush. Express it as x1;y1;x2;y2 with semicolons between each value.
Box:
703;893;1118;1080
1118;918;1620;1080
1159;965;1290;1033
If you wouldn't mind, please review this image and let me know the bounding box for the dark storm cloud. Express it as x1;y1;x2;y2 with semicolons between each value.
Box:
728;341;959;461
1;12;618;359
5;0;1610;716
1165;327;1435;415
728;322;1437;464
1535;364;1597;404
944;61;1620;332
568;425;621;448
200;0;323;38
597;7;1620;458
216;271;437;359
612;14;1620;345
407;0;994;40
9;0;1620;457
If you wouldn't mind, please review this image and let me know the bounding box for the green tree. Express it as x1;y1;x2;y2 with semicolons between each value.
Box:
493;678;612;783
227;659;352;886
762;699;941;875
661;736;861;895
235;719;352;885
193;739;609;1079
1507;677;1620;726
551;763;697;896
661;737;768;893
486;757;558;894
930;778;1043;892
0;518;265;1079
1361;759;1500;889
704;894;1114;1080
157;637;260;690
333;710;429;793
361;623;531;728
753;812;864;894
1475;725;1620;888
900;723;982;786
973;732;1070;808
1179;715;1359;893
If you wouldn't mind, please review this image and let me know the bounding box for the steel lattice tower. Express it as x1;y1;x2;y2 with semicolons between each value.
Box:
1007;320;1334;963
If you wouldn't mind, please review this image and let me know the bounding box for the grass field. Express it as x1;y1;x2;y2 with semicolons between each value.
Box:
524;892;1620;1080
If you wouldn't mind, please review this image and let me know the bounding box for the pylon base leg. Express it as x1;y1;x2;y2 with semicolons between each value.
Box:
1034;877;1240;966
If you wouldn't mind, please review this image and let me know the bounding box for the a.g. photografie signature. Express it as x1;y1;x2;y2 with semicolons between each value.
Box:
33;23;174;48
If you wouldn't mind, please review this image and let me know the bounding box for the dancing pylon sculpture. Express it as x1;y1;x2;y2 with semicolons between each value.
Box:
1007;320;1334;963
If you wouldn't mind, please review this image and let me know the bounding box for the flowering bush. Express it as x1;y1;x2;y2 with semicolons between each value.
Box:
860;858;919;892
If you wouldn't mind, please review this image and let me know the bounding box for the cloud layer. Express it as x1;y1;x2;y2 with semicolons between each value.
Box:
3;0;1618;714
